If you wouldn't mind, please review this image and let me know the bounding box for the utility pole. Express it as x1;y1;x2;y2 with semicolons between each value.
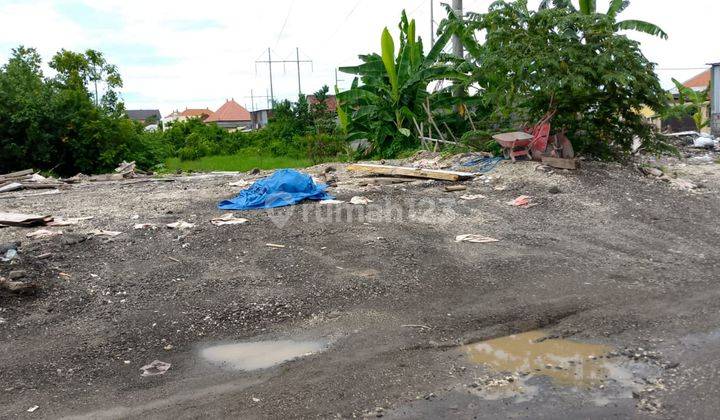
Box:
710;62;720;137
256;48;313;104
244;90;271;112
430;0;435;46
451;0;463;103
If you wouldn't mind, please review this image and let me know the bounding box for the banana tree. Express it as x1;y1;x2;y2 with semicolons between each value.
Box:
670;78;710;130
539;0;667;39
337;11;466;157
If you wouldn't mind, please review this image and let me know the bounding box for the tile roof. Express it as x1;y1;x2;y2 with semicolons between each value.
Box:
307;95;337;113
126;109;161;121
180;108;214;119
683;69;710;89
205;99;251;122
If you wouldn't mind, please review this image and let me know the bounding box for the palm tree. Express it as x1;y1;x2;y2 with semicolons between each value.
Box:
539;0;667;39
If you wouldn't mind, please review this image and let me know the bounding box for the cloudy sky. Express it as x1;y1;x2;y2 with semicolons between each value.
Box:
0;0;717;115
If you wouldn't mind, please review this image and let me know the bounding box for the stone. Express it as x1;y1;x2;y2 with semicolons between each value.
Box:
548;186;561;194
8;270;26;280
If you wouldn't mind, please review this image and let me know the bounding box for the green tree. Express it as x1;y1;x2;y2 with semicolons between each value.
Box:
338;11;465;157
538;0;667;39
85;49;123;107
446;0;668;156
668;78;710;130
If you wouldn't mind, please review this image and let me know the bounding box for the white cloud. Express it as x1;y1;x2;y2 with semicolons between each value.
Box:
2;0;717;114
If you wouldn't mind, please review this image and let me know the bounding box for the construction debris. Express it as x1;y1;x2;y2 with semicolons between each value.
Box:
210;213;249;226
266;243;286;249
140;360;171;377
134;223;157;230
26;229;63;239
0;212;53;227
0;276;35;293
88;229;122;237
228;179;251;188
1;242;19;262
445;185;467;192
319;199;345;205
166;221;195;230
347;163;475;182
460;194;486;201
455;234;499;244
47;216;94;227
350;196;373;205
507;196;537;208
0;169;65;193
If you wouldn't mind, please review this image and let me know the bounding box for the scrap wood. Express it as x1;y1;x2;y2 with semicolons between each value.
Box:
455;234;499;243
88;229;122;237
347;164;474;182
0;169;34;180
48;216;94;227
266;243;286;248
0;276;35;293
0;182;23;193
444;185;467;192
0;212;53;227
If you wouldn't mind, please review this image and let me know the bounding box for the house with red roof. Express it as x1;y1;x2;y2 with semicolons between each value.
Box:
205;99;252;130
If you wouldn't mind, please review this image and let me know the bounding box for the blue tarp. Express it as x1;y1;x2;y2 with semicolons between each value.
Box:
218;169;334;210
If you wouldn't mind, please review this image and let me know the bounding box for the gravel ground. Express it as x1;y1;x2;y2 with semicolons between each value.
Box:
1;158;720;419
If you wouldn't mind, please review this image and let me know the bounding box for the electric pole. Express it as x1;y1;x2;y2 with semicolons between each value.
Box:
451;0;463;102
244;90;272;112
255;48;313;104
430;0;435;46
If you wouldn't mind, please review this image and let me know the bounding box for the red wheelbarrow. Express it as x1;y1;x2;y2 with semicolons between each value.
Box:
493;113;554;162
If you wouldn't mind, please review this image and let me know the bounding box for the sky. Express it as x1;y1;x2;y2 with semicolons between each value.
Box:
0;0;718;116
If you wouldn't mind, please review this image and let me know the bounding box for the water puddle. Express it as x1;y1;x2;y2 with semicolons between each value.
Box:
463;330;644;404
465;330;615;388
201;340;325;371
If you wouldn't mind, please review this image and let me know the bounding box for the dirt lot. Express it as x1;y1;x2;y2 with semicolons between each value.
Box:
2;157;720;419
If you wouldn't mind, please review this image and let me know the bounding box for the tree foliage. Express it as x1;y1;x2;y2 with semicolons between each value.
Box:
445;0;668;156
338;11;466;157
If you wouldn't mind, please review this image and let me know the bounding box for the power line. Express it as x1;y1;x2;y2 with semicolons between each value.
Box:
275;0;296;48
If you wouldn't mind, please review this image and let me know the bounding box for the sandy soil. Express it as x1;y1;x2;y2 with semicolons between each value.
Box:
1;157;720;419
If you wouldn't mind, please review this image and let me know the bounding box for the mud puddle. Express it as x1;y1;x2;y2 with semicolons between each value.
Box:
463;330;644;404
201;340;326;371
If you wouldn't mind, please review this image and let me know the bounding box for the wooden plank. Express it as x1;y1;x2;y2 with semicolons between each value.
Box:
444;185;467;192
347;164;475;181
0;169;34;180
541;156;579;170
0;212;53;227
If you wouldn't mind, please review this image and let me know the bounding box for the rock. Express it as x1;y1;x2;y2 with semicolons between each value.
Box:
62;234;87;246
548;186;561;194
642;167;663;177
324;166;336;174
0;241;21;254
8;270;26;280
535;165;552;173
250;168;261;175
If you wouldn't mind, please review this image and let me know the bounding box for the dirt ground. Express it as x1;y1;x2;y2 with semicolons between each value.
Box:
2;156;720;419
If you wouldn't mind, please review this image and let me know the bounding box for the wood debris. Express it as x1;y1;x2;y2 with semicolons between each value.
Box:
444;185;467;192
347;163;474;182
265;243;286;248
0;213;53;227
88;229;122;237
0;169;65;193
541;156;579;170
455;234;499;244
460;194;486;200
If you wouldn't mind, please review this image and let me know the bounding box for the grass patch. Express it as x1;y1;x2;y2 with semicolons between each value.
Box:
164;153;316;173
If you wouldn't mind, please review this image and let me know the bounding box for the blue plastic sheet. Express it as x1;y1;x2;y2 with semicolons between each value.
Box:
218;169;333;210
461;156;504;173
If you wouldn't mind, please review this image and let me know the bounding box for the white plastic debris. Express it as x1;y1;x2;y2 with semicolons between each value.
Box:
166;221;195;230
455;234;499;244
692;136;716;148
350;196;373;205
210;213;249;226
228;179;251;188
140;360;171;377
319;199;345;205
27;405;39;413
133;223;157;230
460;194;486;201
1;249;17;262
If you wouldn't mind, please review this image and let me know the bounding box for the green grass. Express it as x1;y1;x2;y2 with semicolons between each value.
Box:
163;153;317;173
